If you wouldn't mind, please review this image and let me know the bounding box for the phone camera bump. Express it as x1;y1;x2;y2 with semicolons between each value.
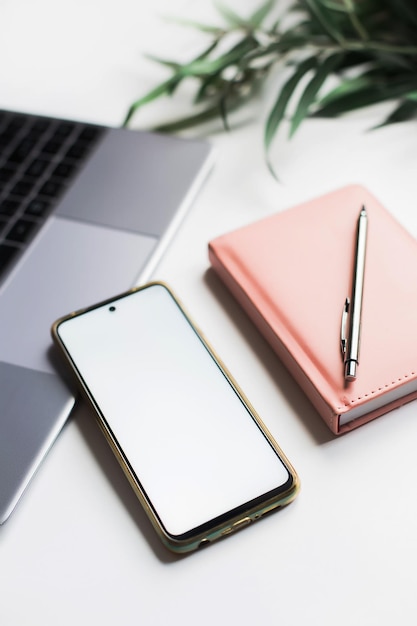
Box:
109;306;116;312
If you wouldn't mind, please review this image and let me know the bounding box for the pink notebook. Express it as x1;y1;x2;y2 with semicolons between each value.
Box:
209;185;417;434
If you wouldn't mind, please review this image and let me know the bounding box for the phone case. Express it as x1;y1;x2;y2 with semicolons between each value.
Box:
51;282;299;552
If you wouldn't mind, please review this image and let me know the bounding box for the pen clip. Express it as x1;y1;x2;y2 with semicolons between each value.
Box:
340;297;350;357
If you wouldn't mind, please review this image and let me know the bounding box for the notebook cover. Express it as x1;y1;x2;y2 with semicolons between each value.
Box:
208;185;417;434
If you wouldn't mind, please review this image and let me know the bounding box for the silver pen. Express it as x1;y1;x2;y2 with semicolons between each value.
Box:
340;206;368;381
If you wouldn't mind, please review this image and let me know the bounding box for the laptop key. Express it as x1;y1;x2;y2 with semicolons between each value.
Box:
0;243;20;275
39;179;64;198
9;136;39;162
25;158;49;177
0;131;14;151
0;167;15;184
6;218;37;243
2;120;25;144
25;198;52;218
78;126;103;142
52;161;76;179
10;178;36;197
6;115;26;133
30;119;49;136
53;122;76;138
66;139;90;160
42;138;66;155
0;199;20;217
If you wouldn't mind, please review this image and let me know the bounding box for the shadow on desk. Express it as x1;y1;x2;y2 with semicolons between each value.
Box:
204;269;334;446
74;399;187;564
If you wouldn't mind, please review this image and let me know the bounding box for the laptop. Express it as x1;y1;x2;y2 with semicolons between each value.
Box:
0;108;213;523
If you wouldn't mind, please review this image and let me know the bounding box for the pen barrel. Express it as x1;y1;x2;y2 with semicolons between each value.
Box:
346;208;368;380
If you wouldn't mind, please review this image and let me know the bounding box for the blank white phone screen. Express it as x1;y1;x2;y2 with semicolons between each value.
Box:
57;284;290;537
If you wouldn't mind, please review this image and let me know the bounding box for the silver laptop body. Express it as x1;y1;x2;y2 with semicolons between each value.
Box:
0;109;213;523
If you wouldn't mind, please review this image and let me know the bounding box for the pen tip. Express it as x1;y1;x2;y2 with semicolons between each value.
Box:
360;205;367;217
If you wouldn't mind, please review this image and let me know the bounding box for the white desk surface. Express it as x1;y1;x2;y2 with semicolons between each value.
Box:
1;1;417;624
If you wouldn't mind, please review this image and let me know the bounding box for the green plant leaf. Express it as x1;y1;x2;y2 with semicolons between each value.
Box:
194;73;225;103
146;37;221;71
289;52;343;137
314;79;417;117
249;0;276;28
317;70;388;108
153;98;242;133
383;0;417;28
123;75;183;126
214;1;246;28
301;0;346;44
372;99;417;128
319;1;350;13
264;56;317;155
334;50;373;72
257;33;312;57
144;54;181;71
179;36;257;76
218;92;231;131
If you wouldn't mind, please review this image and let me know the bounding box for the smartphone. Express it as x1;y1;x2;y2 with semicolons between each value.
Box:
52;282;299;552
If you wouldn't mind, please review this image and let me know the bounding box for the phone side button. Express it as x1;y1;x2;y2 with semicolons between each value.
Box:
231;517;252;532
220;517;252;537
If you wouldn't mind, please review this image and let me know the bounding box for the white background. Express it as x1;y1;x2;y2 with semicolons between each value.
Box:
1;1;417;624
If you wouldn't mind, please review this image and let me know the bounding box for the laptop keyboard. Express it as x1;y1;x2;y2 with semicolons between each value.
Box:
0;110;105;282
